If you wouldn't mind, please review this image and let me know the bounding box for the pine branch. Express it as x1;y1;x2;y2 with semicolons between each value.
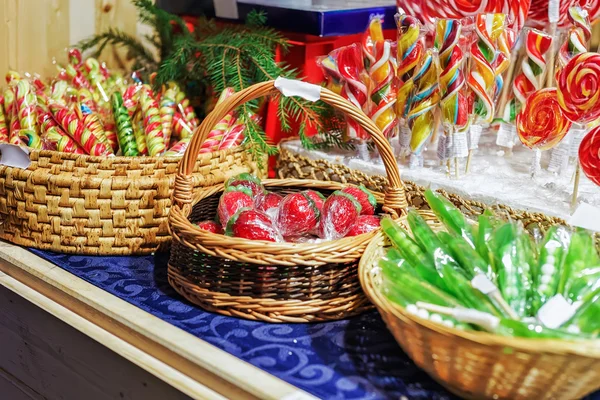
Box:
78;27;158;68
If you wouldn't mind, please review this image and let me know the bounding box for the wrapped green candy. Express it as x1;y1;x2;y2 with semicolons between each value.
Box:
565;288;600;336
424;189;476;247
407;211;467;278
566;267;600;303
491;223;532;317
531;226;571;313
440;231;494;281
381;217;448;291
558;229;600;297
475;211;502;267
380;257;461;308
111;91;138;156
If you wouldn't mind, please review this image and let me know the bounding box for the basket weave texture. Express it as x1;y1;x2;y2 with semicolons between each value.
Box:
168;79;408;323
276;144;578;238
0;147;260;255
360;233;600;400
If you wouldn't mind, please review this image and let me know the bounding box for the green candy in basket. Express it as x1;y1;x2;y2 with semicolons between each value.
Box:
379;189;600;339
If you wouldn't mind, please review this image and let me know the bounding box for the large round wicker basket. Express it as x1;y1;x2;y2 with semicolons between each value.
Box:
168;79;408;323
359;231;600;400
0;146;261;255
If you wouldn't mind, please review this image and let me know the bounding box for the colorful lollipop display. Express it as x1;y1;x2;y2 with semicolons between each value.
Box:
557;52;600;124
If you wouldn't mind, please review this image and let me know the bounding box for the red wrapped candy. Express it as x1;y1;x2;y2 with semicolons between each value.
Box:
516;88;572;150
579;127;600;186
557;52;600;124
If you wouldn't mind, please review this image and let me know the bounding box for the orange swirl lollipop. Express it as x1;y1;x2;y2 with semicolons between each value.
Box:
516;88;572;150
557;52;600;124
579;126;600;186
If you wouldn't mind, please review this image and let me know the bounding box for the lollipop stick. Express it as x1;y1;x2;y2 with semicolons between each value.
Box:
454;157;459;179
571;161;581;212
496;52;519;120
531;149;542;178
545;23;558;88
357;141;370;161
465;150;474;173
545;0;559;88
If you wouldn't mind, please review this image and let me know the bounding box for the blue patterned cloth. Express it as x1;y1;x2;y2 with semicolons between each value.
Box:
31;250;599;400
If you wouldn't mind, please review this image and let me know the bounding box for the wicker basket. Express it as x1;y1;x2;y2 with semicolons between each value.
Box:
0;147;261;255
168;79;408;323
359;232;600;400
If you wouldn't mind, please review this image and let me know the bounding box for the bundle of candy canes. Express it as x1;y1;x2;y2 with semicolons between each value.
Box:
0;49;253;158
319;5;600;186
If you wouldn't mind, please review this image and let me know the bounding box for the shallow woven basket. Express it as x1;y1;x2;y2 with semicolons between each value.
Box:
168;79;408;323
359;232;600;400
276;142;600;244
0;146;261;255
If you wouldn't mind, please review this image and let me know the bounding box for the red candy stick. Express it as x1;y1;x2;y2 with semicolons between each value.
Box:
50;102;111;156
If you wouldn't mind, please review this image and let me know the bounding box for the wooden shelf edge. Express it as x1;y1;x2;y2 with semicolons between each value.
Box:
0;242;317;400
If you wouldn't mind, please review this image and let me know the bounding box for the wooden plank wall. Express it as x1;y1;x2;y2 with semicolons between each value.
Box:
0;0;139;78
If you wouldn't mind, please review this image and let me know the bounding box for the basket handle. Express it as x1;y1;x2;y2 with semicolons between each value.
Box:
173;79;407;218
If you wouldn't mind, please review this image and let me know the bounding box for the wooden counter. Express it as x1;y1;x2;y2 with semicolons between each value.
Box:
0;242;317;400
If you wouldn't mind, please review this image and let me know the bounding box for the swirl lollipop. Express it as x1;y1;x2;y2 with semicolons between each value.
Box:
436;19;469;131
579;126;600;186
468;14;505;124
517;88;572;150
362;17;384;70
336;44;370;154
370;38;398;140
558;7;591;69
407;49;440;167
396;14;424;120
436;19;469;176
513;29;553;106
396;14;425;156
557;52;600;124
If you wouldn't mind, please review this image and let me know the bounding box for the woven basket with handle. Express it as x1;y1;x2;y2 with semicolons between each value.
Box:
168;79;408;323
0;145;261;255
359;231;600;400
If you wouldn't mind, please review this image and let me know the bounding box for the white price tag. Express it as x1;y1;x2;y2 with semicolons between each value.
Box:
449;131;469;158
0;144;31;169
471;274;498;295
468;125;483;150
569;203;600;233
437;135;447;161
569;128;587;157
274;77;321;102
496;122;516;148
537;294;577;329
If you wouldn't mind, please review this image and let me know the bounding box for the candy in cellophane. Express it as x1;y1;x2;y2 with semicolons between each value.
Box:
318;190;362;240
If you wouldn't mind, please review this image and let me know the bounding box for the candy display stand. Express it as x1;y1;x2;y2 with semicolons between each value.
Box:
359;231;600;400
168;79;409;323
0;146;261;255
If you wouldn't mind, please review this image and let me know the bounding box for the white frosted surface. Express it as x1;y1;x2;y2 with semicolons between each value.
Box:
281;134;600;220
